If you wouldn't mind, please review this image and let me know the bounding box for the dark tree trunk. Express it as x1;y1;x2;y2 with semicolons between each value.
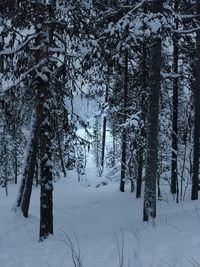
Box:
111;129;116;167
14;115;37;211
14;144;18;184
3;129;8;196
13;124;18;184
191;1;200;200
34;0;54;240
21;117;38;217
136;44;147;198
38;79;53;239
143;0;163;221
35;158;39;187
13;124;18;185
136;148;143;197
57;130;67;178
100;73;109;174
101;116;107;169
171;0;179;196
120;49;128;192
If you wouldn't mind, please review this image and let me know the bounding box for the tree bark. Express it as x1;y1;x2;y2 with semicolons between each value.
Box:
136;44;147;198
21;117;38;217
39;80;54;238
191;1;200;200
14;113;37;211
143;0;163;221
14;143;18;184
34;0;54;239
37;76;53;239
171;0;179;196
120;49;128;192
100;71;109;175
57;130;67;178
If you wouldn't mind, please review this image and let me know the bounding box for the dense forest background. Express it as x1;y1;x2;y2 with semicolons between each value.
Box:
0;0;200;256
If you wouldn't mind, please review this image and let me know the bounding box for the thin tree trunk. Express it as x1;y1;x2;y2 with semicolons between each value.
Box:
100;72;109;174
35;158;39;187
101;116;107;170
3;129;8;196
191;1;200;200
14;113;37;210
13;124;18;185
14;144;18;184
120;49;128;192
21;118;38;217
7;111;18;187
143;0;163;221
171;0;179;195
112;129;116;167
136;44;147;198
57;131;67;178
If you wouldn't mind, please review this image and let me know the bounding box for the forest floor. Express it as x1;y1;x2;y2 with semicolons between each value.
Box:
1;162;200;267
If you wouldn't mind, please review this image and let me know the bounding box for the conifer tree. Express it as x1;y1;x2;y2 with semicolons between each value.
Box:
143;0;163;221
1;0;93;239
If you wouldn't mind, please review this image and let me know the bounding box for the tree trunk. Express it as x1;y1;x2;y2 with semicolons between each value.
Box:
14;144;18;184
143;0;163;221
136;44;147;198
191;1;200;200
120;49;128;192
13;124;18;185
14;113;37;211
38;78;53;239
101;116;107;170
21;117;38;217
57;130;67;178
171;0;179;196
100;72;109;175
35;158;39;187
34;0;54;240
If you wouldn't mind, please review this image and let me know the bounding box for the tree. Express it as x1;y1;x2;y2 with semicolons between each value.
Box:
100;68;110;175
143;0;163;222
120;49;129;192
191;0;200;200
1;0;93;239
136;43;148;198
170;0;179;197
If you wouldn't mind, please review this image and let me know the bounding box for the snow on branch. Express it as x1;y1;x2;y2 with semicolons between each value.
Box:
0;59;47;96
161;72;180;79
0;34;38;56
174;27;200;34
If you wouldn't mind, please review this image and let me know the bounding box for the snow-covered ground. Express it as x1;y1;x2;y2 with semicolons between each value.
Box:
1;165;200;267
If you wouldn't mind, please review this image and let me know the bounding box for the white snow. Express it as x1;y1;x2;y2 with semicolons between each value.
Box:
1;165;200;267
